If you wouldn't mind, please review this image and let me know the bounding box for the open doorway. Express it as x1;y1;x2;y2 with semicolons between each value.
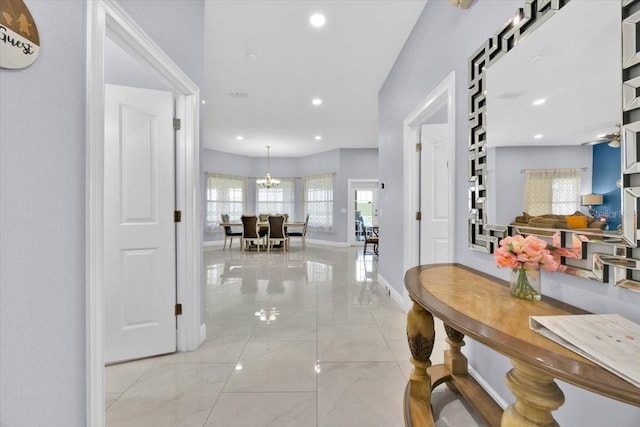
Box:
402;72;455;308
86;2;202;425
348;179;379;246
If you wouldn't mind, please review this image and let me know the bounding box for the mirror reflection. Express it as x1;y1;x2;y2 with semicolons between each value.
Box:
486;1;622;234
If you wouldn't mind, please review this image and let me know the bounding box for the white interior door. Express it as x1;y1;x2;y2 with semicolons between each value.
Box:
104;84;176;364
420;124;450;264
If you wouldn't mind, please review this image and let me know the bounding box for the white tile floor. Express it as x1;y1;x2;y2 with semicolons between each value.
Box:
106;245;485;427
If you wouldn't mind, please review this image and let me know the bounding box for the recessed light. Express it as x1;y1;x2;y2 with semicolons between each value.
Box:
236;136;244;141
201;99;206;104
533;98;546;106
314;135;322;140
312;98;322;106
530;55;543;63
310;13;326;28
534;134;543;139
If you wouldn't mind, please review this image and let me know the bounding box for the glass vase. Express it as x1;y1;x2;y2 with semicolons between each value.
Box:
510;267;541;301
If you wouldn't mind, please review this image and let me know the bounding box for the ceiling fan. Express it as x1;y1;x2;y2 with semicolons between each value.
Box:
582;124;621;147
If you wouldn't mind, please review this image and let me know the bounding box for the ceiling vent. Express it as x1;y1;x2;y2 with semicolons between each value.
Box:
497;91;525;100
226;90;249;99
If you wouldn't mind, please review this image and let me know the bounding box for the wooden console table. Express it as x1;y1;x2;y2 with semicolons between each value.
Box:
404;264;640;427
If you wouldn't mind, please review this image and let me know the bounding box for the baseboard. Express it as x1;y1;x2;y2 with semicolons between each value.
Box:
468;365;509;409
199;323;207;347
377;273;410;311
204;238;350;248
305;239;350;247
203;240;223;248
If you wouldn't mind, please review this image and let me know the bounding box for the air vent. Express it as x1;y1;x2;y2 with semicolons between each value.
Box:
226;90;249;99
497;91;525;100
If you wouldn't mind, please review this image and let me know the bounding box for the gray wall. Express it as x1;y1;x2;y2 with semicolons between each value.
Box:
202;148;378;243
379;0;640;425
0;1;204;425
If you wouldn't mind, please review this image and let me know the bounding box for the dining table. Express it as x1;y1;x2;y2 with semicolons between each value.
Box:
221;221;305;251
220;221;305;229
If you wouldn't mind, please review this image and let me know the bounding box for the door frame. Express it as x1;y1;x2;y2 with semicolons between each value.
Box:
86;1;202;426
402;72;455;308
347;179;379;246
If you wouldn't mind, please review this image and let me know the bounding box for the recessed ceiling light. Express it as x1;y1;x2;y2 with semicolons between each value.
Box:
236;136;244;140
533;98;546;106
314;135;322;140
310;13;326;28
201;99;206;104
247;51;257;61
534;134;543;139
530;55;543;63
312;98;322;106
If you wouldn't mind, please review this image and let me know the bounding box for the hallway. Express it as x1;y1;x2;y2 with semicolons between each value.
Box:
105;246;482;426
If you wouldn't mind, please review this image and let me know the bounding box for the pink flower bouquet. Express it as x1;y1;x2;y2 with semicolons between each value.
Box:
495;235;559;300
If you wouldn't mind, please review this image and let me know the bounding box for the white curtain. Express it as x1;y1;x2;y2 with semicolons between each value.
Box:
303;173;334;231
205;173;247;232
256;178;296;218
523;168;581;216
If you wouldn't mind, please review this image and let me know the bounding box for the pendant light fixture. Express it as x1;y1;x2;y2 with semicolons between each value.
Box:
256;145;280;188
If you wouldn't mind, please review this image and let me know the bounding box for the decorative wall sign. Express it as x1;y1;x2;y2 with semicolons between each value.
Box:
0;0;39;69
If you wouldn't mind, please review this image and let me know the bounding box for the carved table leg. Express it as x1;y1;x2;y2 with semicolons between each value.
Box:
405;297;435;426
502;359;565;427
443;324;467;393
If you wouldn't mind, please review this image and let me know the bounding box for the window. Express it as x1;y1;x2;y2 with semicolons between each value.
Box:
523;168;581;215
303;173;334;231
355;190;374;227
205;173;247;231
256;178;295;218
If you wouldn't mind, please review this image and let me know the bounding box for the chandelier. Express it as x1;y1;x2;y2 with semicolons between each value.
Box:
256;145;280;188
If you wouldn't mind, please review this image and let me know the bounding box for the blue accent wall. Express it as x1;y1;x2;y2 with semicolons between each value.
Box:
592;143;621;230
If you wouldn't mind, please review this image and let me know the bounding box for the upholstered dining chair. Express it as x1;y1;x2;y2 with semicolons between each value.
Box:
241;215;264;252
267;215;289;252
287;214;309;249
221;214;242;250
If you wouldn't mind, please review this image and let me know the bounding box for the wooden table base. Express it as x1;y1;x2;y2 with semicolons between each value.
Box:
403;264;640;427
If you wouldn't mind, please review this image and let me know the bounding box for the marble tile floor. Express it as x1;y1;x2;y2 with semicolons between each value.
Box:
106;245;485;427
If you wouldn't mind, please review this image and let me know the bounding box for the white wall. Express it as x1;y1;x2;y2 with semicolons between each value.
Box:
0;1;204;425
378;1;640;425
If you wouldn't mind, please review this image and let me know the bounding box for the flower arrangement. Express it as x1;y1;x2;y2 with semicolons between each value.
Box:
494;235;559;300
495;233;584;300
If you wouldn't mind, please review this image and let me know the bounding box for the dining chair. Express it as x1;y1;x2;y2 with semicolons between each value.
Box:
241;215;264;252
221;214;242;250
258;213;270;238
267;215;289;252
363;226;379;255
287;214;309;249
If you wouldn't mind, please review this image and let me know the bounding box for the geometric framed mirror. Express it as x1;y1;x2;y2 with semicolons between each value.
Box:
468;0;640;287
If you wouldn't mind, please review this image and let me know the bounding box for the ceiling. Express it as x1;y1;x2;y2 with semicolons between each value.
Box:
486;0;620;147
202;0;427;158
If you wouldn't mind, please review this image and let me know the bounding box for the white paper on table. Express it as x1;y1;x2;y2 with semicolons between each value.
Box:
529;313;640;388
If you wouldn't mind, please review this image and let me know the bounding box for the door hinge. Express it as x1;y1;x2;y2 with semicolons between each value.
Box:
175;303;183;316
416;211;422;221
173;118;181;131
416;142;422;152
174;210;182;222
